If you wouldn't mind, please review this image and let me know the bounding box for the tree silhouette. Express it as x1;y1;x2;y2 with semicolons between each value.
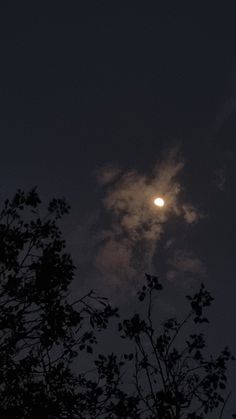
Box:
0;189;117;418
0;190;234;418
114;274;235;418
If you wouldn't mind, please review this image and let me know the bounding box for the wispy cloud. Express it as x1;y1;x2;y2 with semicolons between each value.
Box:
182;203;200;223
214;168;226;191
166;249;206;284
95;164;122;186
93;146;202;292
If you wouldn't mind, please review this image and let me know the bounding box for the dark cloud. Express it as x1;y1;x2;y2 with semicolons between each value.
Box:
95;164;122;186
214;168;226;191
166;249;206;284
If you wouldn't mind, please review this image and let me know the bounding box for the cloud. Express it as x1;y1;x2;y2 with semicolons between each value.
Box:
214;168;226;191
213;150;235;192
211;69;236;134
93;146;202;291
95;238;136;286
166;249;206;283
95;164;121;186
182;203;200;223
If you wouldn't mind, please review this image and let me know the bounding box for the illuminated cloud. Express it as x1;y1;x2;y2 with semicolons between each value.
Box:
94;146;202;290
182;203;199;223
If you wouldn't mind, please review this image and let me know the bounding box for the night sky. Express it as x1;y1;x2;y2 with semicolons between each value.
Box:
0;2;235;410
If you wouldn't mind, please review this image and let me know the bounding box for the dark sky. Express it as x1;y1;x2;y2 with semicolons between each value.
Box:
0;2;235;410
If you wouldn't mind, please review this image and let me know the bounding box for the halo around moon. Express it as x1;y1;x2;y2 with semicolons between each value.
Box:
154;197;165;207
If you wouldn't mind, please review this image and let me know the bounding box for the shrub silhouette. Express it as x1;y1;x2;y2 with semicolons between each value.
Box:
0;190;234;418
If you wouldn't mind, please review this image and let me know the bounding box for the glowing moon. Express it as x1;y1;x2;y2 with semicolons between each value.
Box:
154;197;165;207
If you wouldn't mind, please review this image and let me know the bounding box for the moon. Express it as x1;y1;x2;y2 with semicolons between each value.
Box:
154;197;165;207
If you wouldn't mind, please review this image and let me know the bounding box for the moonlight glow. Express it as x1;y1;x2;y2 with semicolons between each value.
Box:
154;197;165;207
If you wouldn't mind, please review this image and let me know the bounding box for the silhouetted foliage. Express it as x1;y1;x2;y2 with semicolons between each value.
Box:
0;190;235;418
0;189;117;418
114;274;235;418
